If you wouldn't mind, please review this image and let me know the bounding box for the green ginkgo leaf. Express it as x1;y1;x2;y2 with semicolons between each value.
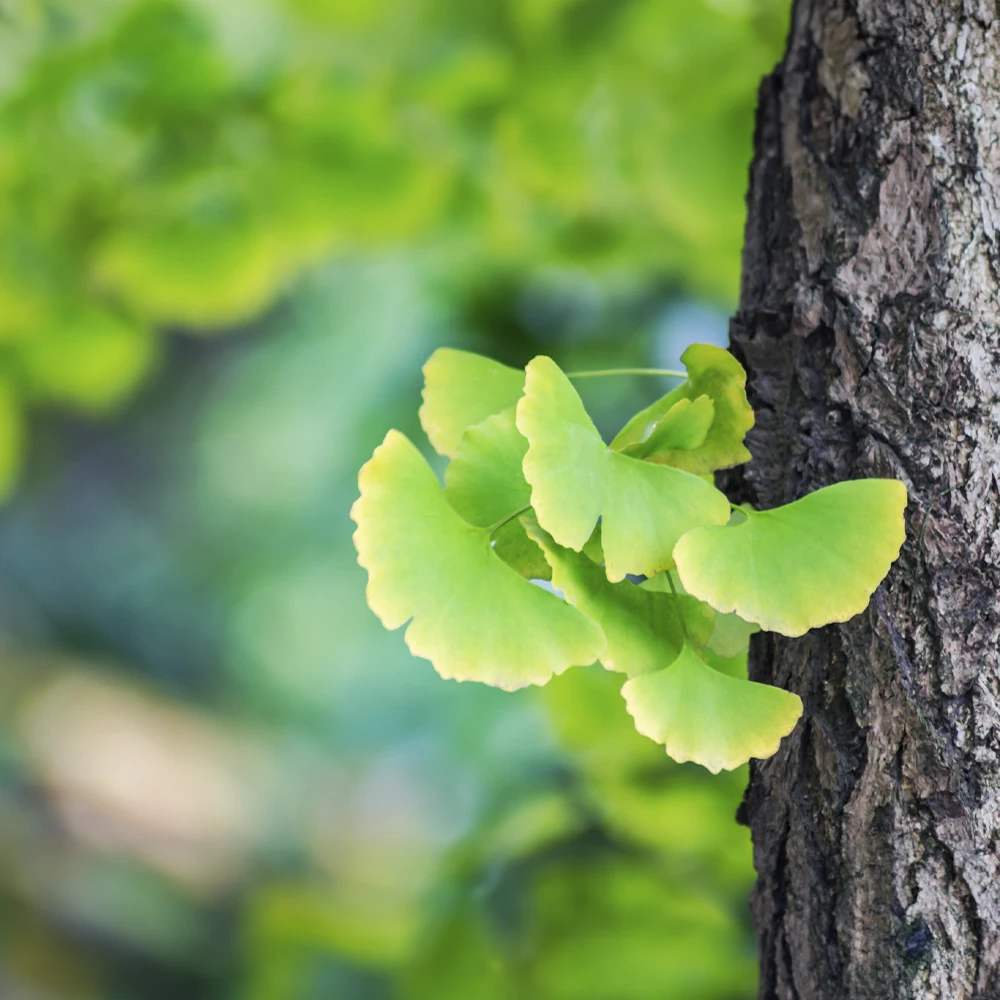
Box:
701;647;749;680
419;348;526;457
352;430;604;689
706;611;760;658
611;344;753;473
643;571;758;657
442;407;549;579
581;523;604;565
525;522;714;676
674;479;908;637
618;395;715;460
516;356;731;582
621;643;802;772
493;518;552;581
444;408;529;527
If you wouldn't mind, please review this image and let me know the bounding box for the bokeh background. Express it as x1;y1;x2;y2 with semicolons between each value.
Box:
0;1;788;997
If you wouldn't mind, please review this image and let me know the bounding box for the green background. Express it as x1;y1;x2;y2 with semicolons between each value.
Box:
0;1;787;996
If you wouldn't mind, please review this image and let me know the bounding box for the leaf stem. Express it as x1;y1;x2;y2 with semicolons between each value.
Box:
487;505;532;537
565;368;687;380
666;571;688;643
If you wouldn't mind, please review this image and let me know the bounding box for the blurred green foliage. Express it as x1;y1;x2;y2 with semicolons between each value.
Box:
0;262;758;1000
0;0;785;494
0;1;789;997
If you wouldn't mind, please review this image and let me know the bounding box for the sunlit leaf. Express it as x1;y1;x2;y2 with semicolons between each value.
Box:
542;664;669;775
352;430;604;689
618;395;714;460
674;479;908;636
444;408;528;527
442;407;548;578
581;522;604;565
621;643;802;772
526;522;713;676
706;611;759;658
492;518;552;581
496;522;604;588
516;356;730;581
643;571;758;657
701;647;749;680
419;349;525;458
611;344;753;473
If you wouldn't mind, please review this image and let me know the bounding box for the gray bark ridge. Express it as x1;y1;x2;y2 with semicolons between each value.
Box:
732;0;1000;997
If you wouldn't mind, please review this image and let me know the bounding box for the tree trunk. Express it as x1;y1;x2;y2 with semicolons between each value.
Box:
731;1;1000;997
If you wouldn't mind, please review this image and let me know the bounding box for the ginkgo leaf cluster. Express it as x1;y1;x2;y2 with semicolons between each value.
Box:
352;345;907;773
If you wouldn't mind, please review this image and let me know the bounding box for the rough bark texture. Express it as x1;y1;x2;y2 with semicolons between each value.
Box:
731;1;1000;997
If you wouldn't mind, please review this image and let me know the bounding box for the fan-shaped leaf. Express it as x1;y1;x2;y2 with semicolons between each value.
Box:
674;479;908;636
516;356;730;582
492;518;552;581
611;344;753;473
621;643;802;772
618;395;714;460
582;523;604;564
419;348;525;457
706;611;760;658
352;430;604;689
442;407;548;578
444;408;529;527
643;571;758;657
525;522;714;676
701;647;749;680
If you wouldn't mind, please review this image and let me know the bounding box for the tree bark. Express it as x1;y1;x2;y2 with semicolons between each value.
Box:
731;1;1000;997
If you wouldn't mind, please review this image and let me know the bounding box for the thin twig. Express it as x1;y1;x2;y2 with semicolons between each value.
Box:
666;571;688;643
487;505;532;537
